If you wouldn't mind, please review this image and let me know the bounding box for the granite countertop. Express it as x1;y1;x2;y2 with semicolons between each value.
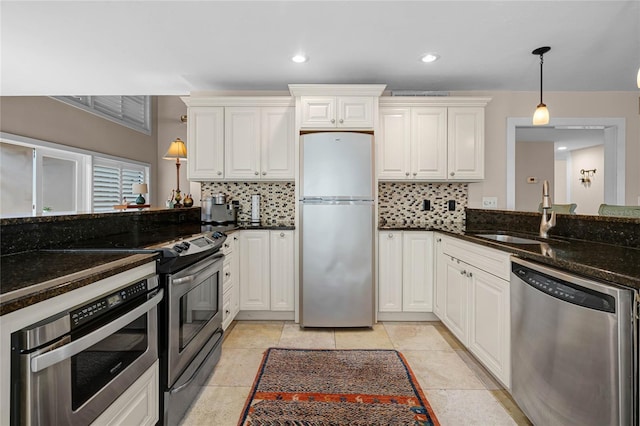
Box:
379;222;640;290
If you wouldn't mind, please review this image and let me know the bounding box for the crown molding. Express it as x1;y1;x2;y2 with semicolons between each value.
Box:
379;96;492;107
288;84;386;97
181;96;294;107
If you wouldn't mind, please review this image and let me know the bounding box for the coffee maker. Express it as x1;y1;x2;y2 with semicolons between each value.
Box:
201;195;238;225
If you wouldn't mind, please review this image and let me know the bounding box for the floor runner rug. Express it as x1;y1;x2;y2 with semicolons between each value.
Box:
238;348;440;426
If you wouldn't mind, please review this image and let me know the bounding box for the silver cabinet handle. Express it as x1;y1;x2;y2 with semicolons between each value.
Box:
233;236;238;241
224;243;229;248
460;270;466;275
262;171;267;175
31;289;164;373
468;272;473;278
225;272;230;277
280;232;285;237
413;172;417;176
388;233;393;238
405;172;410;176
217;171;222;175
436;238;442;242
339;119;344;124
331;118;336;123
254;171;259;175
450;172;455;177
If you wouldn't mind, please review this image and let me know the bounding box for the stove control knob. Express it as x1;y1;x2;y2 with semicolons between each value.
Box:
212;231;224;239
173;245;184;253
181;242;190;250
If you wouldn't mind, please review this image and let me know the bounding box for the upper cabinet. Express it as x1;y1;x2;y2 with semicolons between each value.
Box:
224;106;295;180
181;97;295;181
300;96;374;129
289;84;386;131
377;97;490;181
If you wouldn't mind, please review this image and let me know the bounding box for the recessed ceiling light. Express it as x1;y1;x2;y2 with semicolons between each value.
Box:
421;53;440;63
291;54;308;63
557;146;567;151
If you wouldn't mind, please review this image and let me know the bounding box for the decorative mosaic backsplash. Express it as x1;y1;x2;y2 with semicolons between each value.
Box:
201;182;295;225
378;182;468;225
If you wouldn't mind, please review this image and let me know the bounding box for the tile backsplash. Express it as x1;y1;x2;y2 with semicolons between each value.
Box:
201;182;295;225
378;182;468;225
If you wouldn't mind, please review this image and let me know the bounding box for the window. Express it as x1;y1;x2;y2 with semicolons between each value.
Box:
53;96;151;135
93;158;147;212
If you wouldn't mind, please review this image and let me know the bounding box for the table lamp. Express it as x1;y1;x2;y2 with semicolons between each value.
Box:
132;183;148;205
163;138;188;207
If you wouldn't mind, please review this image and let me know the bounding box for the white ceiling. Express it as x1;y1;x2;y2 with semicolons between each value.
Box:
2;1;639;95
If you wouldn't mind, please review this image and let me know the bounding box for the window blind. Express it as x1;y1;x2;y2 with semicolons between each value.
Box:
53;96;151;134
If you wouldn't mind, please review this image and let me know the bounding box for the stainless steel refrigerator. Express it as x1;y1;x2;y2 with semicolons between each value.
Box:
300;132;374;327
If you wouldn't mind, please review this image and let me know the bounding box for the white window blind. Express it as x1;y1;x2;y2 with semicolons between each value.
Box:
93;159;147;211
53;96;151;135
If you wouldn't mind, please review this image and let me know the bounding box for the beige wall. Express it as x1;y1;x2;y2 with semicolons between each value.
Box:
570;145;605;215
515;141;554;212
454;91;640;209
0;96;159;203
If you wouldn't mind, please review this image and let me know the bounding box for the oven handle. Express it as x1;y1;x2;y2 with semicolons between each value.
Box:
30;289;164;373
172;254;223;285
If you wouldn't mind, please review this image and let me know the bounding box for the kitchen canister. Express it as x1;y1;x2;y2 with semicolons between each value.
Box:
251;194;260;225
201;197;213;222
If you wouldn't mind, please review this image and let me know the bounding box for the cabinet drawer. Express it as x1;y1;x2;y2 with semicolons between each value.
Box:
222;259;232;292
221;240;233;256
440;235;510;280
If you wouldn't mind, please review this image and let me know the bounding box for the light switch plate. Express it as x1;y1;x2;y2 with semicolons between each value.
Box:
482;197;498;209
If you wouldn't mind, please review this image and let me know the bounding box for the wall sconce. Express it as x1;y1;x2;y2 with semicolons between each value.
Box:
532;46;551;125
579;168;596;187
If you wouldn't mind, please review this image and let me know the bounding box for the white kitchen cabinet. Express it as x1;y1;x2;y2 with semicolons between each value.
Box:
378;231;433;314
378;231;404;312
377;98;489;181
434;233;511;386
186;106;224;180
300;96;375;129
239;230;294;313
269;230;294;311
447;107;484;180
222;233;239;330
402;232;434;311
468;265;510;386
224;106;294;180
91;361;158;426
239;230;270;310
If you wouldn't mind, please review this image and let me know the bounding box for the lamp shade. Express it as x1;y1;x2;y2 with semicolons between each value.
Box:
533;104;549;125
132;183;148;194
163;138;188;160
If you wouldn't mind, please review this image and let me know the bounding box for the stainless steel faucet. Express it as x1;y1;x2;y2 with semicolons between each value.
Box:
540;180;556;238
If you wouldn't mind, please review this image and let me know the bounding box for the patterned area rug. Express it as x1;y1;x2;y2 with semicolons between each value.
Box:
238;348;440;426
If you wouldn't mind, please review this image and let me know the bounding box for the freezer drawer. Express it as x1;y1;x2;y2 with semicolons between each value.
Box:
300;201;374;327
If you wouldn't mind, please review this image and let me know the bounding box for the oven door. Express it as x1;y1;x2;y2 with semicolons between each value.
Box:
167;252;223;386
14;288;162;426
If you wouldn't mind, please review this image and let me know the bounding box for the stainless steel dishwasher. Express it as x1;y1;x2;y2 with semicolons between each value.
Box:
511;257;637;426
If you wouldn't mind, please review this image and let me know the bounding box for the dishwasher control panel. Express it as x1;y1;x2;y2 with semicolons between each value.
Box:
512;264;616;313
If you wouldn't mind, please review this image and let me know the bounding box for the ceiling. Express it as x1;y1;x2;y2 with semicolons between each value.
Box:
2;1;639;95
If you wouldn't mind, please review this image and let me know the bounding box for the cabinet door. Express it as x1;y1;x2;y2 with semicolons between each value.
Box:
442;256;468;345
239;230;270;310
447;107;484;180
411;107;447;179
224;107;261;180
261;107;295;180
378;231;403;312
433;235;446;319
337;96;374;128
468;266;510;386
402;232;434;312
270;230;294;311
187;107;224;180
300;97;336;128
377;108;411;180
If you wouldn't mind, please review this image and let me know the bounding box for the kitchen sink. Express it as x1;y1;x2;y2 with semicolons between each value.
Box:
475;234;543;245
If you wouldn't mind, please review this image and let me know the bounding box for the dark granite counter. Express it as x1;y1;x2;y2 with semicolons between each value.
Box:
0;252;157;315
379;216;640;291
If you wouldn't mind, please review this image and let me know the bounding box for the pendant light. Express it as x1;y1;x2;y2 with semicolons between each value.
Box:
532;46;551;125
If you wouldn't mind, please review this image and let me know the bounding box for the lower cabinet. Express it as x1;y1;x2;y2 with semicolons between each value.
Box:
434;234;511;387
222;233;239;330
239;230;294;312
378;231;433;313
91;360;159;426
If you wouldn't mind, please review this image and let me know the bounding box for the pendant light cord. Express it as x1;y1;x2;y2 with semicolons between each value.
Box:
539;54;544;105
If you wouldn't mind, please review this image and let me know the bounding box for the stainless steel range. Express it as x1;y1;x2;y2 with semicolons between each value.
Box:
155;231;227;426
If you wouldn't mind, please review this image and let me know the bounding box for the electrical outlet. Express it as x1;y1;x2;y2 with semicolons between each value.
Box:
527;176;538;184
482;197;498;209
447;200;456;211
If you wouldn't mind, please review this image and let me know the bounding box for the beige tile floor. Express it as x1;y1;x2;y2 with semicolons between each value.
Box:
180;321;532;426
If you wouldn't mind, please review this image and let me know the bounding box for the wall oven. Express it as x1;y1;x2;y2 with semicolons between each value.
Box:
10;274;162;425
159;236;225;426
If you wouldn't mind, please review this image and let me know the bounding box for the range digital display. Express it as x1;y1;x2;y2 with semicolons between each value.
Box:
190;237;211;248
107;294;122;307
